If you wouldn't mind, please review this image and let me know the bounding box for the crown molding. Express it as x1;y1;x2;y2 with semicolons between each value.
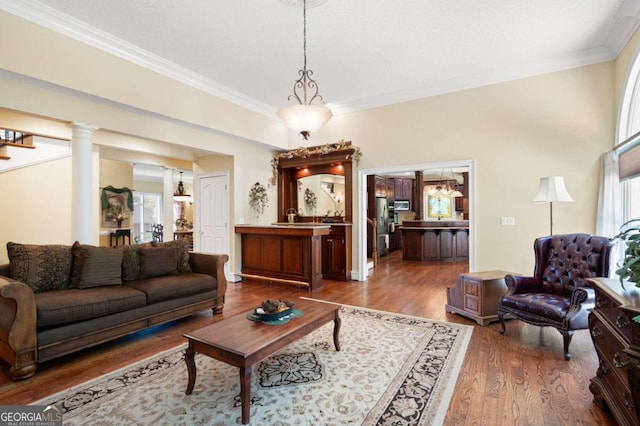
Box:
0;0;278;120
329;46;618;115
3;0;640;118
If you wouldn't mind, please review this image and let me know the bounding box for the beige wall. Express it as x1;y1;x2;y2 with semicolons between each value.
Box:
0;157;72;264
0;9;632;277
310;62;615;274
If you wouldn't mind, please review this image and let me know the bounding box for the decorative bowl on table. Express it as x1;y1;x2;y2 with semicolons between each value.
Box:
254;299;294;321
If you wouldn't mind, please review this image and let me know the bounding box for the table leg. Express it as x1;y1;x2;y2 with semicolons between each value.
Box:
185;345;196;395
239;365;252;424
333;311;341;351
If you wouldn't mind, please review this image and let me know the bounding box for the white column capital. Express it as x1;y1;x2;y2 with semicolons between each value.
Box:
71;121;99;132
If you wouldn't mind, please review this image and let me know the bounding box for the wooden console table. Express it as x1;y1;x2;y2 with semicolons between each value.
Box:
445;270;516;326
109;229;130;247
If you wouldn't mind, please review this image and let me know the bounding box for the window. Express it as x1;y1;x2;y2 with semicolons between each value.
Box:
617;50;640;225
622;177;640;222
132;193;162;243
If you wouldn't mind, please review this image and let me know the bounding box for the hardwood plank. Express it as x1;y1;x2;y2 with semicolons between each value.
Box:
0;251;616;425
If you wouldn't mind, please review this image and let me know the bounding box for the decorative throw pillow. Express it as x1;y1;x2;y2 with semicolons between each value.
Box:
138;247;178;279
7;242;73;293
151;240;191;272
71;244;123;289
121;243;153;281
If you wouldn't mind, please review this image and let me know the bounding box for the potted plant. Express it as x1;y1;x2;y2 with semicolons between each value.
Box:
615;218;640;286
615;218;640;325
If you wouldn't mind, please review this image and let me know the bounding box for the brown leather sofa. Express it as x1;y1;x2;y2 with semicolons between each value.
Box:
0;240;228;380
497;233;612;360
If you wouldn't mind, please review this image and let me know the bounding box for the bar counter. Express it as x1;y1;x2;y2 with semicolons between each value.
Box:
400;221;469;261
235;224;331;289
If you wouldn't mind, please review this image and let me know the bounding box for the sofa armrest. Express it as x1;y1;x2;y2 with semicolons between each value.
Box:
189;252;229;314
0;276;38;380
0;263;10;278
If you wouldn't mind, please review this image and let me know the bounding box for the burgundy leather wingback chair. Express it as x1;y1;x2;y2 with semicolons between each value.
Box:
497;234;612;360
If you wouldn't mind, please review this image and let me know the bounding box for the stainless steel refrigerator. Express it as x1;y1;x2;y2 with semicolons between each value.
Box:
376;197;389;256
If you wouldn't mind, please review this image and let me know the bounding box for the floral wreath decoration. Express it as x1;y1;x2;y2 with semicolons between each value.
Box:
270;140;362;183
249;182;269;216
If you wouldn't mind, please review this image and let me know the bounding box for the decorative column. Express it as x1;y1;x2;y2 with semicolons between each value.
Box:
71;122;98;244
163;168;175;242
414;170;424;220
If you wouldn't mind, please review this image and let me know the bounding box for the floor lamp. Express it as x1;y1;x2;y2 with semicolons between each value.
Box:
532;176;574;235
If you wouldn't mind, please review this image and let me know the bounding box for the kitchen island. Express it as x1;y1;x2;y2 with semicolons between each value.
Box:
401;220;469;261
235;224;331;290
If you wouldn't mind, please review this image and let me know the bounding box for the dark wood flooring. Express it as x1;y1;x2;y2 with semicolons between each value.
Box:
0;251;616;425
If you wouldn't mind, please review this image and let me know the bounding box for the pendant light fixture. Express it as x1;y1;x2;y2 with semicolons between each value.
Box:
428;169;463;197
174;171;191;202
277;0;332;140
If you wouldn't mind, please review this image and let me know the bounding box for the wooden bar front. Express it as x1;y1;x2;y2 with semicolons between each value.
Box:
401;220;469;261
235;225;330;290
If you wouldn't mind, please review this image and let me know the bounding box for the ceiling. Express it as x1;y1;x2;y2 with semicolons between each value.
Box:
4;0;640;119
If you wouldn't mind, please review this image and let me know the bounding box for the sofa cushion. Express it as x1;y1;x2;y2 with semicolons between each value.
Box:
151;239;192;272
125;272;215;304
7;242;73;293
71;243;123;288
35;286;147;327
138;247;177;279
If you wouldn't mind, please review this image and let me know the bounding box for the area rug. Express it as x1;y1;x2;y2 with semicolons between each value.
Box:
35;303;473;425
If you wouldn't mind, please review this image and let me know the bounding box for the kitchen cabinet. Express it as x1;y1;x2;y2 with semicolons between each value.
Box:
587;278;640;426
322;225;352;281
385;179;395;201
394;178;413;201
374;176;386;197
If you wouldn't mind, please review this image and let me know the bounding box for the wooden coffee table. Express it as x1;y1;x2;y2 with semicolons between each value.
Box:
183;298;341;424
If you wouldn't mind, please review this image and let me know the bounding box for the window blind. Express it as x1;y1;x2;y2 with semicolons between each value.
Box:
618;130;640;181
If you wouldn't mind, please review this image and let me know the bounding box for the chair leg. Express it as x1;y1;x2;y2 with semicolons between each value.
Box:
559;330;574;360
498;311;506;335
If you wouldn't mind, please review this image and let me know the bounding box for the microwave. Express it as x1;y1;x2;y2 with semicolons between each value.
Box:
395;200;410;211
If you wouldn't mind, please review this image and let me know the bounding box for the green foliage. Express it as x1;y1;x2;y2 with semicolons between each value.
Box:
615;219;640;287
249;182;269;216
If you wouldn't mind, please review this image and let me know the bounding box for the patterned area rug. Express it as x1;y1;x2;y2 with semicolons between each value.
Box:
35;303;472;425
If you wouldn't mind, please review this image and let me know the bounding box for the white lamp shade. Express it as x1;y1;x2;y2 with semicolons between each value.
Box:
532;176;574;203
277;104;333;135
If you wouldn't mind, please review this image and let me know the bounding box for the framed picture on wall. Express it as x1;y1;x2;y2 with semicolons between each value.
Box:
101;187;132;228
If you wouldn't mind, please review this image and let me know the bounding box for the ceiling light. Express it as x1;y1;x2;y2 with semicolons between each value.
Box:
277;0;332;140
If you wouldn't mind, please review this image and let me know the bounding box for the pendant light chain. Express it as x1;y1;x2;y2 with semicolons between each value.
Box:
276;0;333;140
302;0;308;103
303;0;307;72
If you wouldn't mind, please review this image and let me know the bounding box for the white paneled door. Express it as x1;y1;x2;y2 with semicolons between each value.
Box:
197;173;229;256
